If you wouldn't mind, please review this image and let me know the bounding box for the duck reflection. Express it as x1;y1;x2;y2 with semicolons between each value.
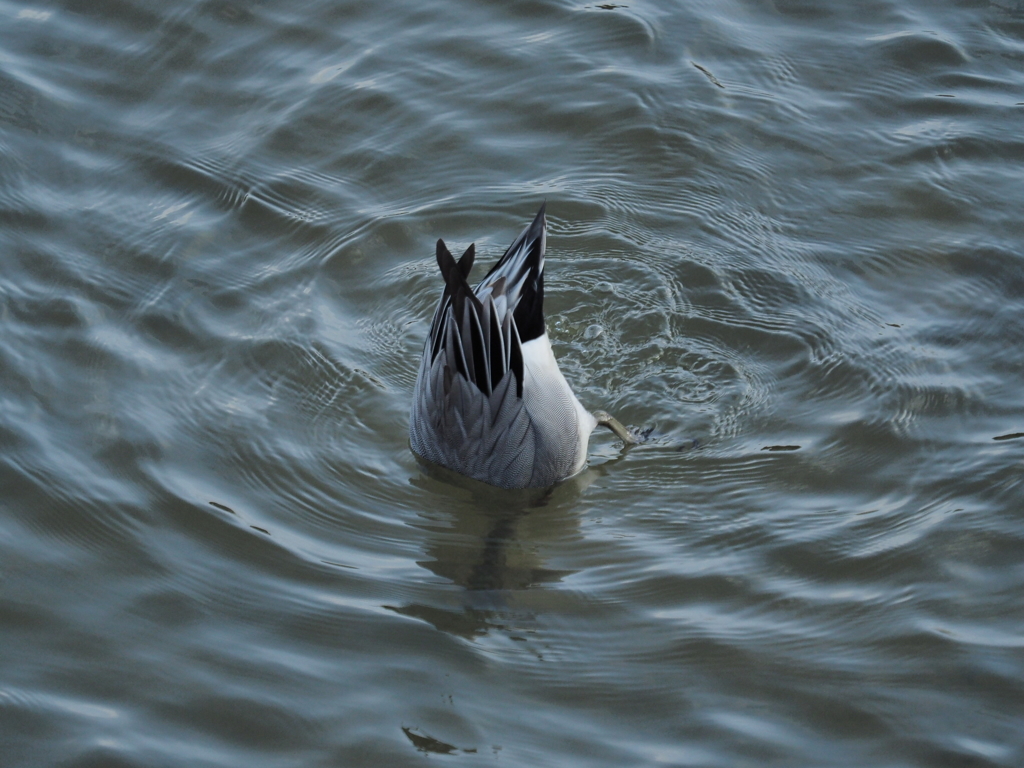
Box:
386;461;605;640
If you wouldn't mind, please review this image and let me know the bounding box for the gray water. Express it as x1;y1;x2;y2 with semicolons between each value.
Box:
2;0;1023;765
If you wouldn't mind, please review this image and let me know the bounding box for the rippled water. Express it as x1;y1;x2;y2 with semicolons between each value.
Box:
3;0;1024;765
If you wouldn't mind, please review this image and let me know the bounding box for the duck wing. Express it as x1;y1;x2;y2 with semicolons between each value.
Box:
477;202;546;347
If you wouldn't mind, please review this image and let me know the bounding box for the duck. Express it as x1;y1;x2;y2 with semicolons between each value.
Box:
410;203;634;489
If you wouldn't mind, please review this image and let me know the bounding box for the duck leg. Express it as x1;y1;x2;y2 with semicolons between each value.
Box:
592;410;638;445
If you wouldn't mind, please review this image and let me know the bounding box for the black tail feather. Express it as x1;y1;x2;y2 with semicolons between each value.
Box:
429;206;544;399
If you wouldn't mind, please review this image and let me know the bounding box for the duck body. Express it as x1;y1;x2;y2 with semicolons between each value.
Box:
410;204;598;489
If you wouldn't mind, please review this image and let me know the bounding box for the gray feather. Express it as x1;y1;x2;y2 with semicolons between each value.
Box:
410;205;596;489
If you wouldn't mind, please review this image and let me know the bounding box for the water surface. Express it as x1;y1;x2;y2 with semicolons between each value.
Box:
2;0;1023;765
